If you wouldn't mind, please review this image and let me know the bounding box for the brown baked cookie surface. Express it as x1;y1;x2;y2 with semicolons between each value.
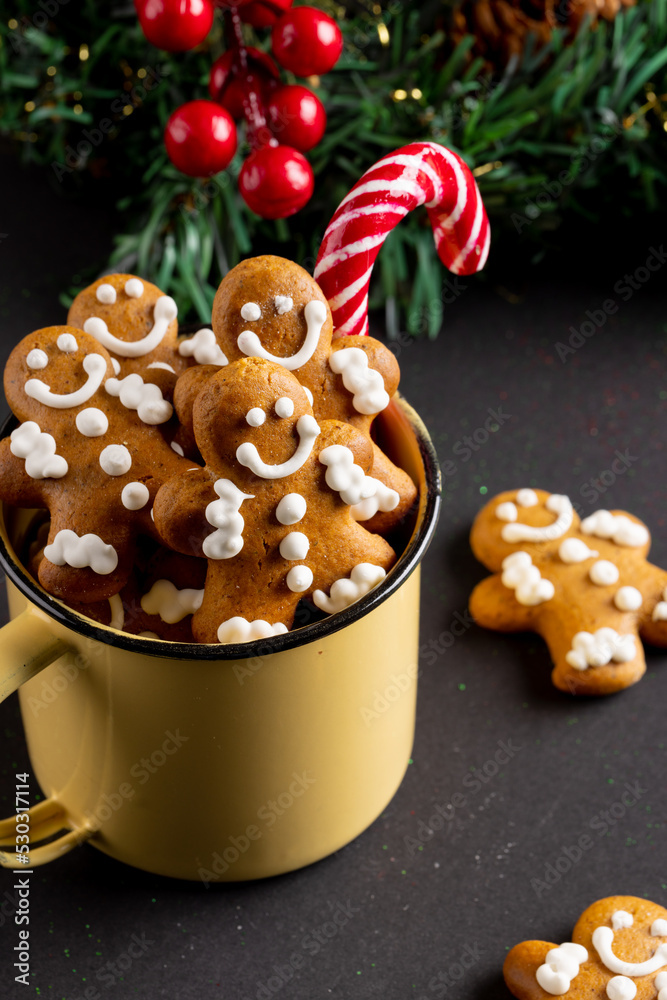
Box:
175;255;418;534
0;326;196;602
504;896;667;999
469;488;667;695
153;356;396;643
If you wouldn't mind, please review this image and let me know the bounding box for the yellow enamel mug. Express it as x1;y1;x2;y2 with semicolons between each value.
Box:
0;397;440;881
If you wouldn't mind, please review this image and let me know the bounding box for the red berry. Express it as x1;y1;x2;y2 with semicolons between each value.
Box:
271;6;343;77
239;144;314;218
268;85;326;152
165;100;237;177
209;46;280;121
240;0;293;28
135;0;214;52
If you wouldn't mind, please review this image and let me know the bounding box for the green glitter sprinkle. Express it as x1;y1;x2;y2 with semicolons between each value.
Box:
479;486;488;494
458;683;466;691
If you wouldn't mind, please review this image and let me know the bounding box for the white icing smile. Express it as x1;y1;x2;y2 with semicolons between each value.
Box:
237;299;327;371
237;415;320;479
593;924;667;977
25;353;107;409
501;494;573;543
83;295;177;358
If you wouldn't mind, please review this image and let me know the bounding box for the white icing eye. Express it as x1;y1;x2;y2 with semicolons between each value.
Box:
303;386;314;406
121;481;150;510
96;283;117;304
76;407;109;437
111;358;121;375
614;587;642;612
246;407;266;427
275;396;294;418
652;920;667;937
495;501;518;522
124;278;144;298
274;295;293;315
26;349;48;370
276;493;307;525
286;565;313;593
589;560;619;586
279;531;309;561
57;333;78;353
99;444;132;476
516;488;538;507
611;910;634;931
241;302;261;322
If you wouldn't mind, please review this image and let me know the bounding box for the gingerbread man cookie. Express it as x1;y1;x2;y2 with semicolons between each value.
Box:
67;273;189;393
504;896;667;999
0;326;195;602
469;489;667;695
176;255;417;534
153;356;396;643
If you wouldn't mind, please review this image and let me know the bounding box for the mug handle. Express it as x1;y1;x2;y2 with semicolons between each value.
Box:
0;607;96;867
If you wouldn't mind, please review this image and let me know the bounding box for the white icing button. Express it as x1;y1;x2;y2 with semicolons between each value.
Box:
96;283;117;304
26;349;48;370
286;565;313;593
57;333;78;353
606;976;637;1000
275;396;294;419
652;919;667;937
495;501;518;522
124;278;144;298
121;481;150;510
99;444;132;476
279;531;309;561
516;488;538;507
171;441;184;456
111;358;121;375
240;302;261;322
246;407;266;427
75;407;109;437
611;911;634;931
614;586;642;612
589;560;619;586
276;493;307;525
274;295;293;315
653;601;667;621
559;538;599;563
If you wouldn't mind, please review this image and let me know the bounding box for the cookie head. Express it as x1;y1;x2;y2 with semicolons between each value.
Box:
211;256;333;373
193;357;319;481
471;488;581;570
4;326;115;424
67;274;179;367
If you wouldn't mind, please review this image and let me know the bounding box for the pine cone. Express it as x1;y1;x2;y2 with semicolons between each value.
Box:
451;0;635;69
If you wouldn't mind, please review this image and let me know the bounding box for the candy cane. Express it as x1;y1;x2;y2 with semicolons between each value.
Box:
314;141;490;337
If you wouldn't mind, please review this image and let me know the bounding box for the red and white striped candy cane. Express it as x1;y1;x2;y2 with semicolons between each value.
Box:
314;141;490;337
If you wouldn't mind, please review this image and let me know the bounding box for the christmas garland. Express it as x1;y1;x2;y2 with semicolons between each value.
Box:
1;0;666;335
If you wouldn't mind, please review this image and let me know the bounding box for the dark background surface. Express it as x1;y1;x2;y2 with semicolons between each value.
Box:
0;153;666;1000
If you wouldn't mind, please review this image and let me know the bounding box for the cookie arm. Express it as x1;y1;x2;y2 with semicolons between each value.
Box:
637;563;667;647
332;336;400;398
503;940;558;1000
469;575;536;632
153;469;218;558
0;437;53;508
